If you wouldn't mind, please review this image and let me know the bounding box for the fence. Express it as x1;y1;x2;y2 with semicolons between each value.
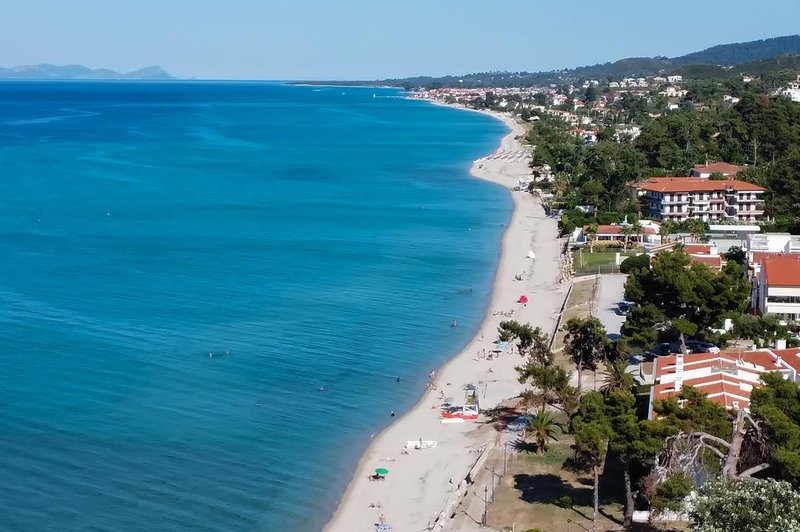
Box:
574;263;621;277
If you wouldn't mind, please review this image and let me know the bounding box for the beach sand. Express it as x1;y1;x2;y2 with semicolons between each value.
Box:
325;108;565;532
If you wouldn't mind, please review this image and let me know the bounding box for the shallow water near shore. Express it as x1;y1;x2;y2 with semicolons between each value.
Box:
0;82;510;531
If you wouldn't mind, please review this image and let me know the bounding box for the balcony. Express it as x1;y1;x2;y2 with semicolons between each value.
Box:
662;197;690;204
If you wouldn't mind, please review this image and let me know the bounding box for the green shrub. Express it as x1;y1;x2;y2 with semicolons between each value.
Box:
555;494;574;508
651;473;693;511
620;253;650;273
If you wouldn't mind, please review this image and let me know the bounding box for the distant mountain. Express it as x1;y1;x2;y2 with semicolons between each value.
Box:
0;64;175;80
326;35;800;89
672;35;800;66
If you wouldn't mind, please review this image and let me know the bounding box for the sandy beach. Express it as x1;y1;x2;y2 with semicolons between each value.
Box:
325;107;565;532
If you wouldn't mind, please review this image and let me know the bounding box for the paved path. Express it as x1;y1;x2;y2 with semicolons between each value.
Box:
595;274;627;340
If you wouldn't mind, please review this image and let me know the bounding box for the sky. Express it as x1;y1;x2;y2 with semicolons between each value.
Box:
1;0;799;80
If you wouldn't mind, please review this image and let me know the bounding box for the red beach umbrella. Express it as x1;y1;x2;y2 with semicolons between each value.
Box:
518;295;528;304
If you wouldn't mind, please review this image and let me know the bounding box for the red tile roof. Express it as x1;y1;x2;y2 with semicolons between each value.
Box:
750;251;785;266
685;244;714;255
690;255;724;269
637;177;765;193
585;224;658;235
762;255;800;287
692;162;746;176
650;349;797;418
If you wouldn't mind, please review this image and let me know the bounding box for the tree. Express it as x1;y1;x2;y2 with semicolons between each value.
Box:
498;321;552;365
605;388;660;526
751;373;800;484
620;224;635;252
564;317;608;392
709;171;728;180
690;477;800;532
732;314;788;347
659;220;676;244
650;473;693;512
571;392;612;531
517;364;578;416
685;218;707;243
526;410;565;454
630;221;644;248
619;253;650;274
623;249;750;344
599;358;633;396
586;222;598;253
723;245;747;266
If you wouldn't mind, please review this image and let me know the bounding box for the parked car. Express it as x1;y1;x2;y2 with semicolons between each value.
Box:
655;340;720;355
617;301;634;315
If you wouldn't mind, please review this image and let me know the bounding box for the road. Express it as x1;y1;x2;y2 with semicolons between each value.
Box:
595;274;627;340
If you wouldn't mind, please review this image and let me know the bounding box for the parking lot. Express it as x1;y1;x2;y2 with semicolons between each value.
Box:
594;274;627;340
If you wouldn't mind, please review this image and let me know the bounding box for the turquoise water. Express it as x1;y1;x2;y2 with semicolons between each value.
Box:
0;82;510;531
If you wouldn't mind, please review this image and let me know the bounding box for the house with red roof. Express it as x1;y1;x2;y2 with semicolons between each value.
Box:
578;221;661;247
745;233;800;277
648;346;800;419
634;176;766;223
647;242;726;270
755;254;800;322
690;162;746;178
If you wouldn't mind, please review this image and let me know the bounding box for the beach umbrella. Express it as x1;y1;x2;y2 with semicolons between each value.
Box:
518;295;529;304
375;468;389;475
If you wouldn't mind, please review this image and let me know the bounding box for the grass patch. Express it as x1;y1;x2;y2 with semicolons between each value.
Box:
488;438;625;531
573;249;638;269
552;278;596;352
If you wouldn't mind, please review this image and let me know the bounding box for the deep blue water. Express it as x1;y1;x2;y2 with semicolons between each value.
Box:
0;81;510;531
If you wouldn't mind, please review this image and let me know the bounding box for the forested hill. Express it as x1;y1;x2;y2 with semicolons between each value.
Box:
344;35;800;89
674;35;800;65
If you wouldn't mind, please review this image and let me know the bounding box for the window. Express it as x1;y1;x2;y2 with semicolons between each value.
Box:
768;295;800;304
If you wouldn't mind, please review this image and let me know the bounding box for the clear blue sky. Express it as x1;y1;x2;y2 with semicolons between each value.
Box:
1;0;798;80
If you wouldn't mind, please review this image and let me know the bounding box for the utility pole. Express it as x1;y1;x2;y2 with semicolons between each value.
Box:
482;485;488;526
752;137;759;167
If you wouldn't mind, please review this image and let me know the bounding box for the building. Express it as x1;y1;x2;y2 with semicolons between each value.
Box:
648;346;800;418
690;162;746;178
745;233;800;276
756;254;800;322
647;242;726;270
576;220;661;247
781;78;800;103
635;177;766;222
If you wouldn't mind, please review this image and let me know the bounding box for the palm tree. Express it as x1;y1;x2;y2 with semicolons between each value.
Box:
525;410;565;454
599;358;634;396
619;225;635;252
630;221;643;249
586;223;598;253
687;218;706;243
659;220;676;244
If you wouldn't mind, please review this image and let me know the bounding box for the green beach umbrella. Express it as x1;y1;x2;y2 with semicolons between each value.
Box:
375;468;389;475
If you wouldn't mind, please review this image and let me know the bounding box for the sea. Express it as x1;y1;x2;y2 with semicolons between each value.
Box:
0;81;510;531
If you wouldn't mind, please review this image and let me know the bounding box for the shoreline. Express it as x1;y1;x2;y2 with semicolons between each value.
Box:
325;104;564;531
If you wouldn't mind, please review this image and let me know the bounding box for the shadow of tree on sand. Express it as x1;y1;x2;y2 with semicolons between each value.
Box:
478;405;522;429
513;473;594;521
